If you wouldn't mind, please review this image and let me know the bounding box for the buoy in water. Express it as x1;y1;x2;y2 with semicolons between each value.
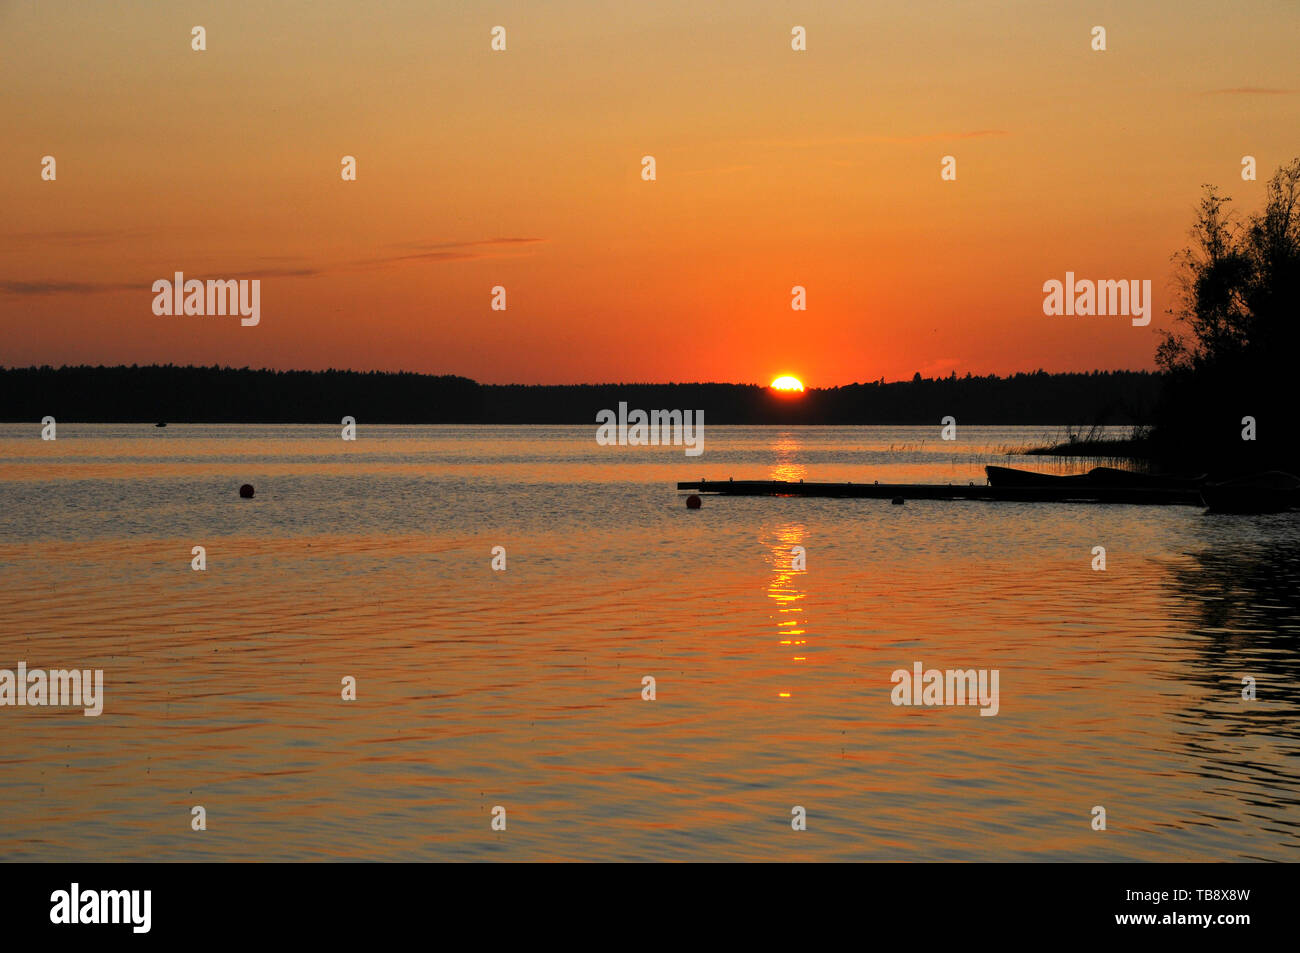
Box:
891;496;904;505
239;484;255;499
685;494;702;509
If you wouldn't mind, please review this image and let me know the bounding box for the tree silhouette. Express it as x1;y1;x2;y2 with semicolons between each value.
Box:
1154;158;1300;473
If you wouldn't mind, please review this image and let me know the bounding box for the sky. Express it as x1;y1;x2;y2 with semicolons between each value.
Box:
1;0;1298;385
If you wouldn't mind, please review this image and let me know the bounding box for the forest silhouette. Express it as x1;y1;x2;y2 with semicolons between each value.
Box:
0;364;1158;427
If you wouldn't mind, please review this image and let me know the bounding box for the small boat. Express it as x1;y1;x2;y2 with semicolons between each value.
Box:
987;465;1205;490
985;465;1092;487
1199;472;1300;514
1085;467;1206;488
155;422;167;428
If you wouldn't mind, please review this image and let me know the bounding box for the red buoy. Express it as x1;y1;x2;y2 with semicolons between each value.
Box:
685;494;702;509
239;484;255;499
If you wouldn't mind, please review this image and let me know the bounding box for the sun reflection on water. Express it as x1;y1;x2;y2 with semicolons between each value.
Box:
768;431;808;483
766;521;810;702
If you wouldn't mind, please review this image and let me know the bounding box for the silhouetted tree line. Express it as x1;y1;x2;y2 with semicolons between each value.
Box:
489;371;1158;424
0;363;1161;425
0;365;482;424
1153;158;1300;474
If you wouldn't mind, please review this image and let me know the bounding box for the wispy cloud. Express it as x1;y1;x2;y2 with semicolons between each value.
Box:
741;130;1009;149
682;164;755;177
0;279;138;296
395;237;545;249
875;130;1008;143
919;357;963;378
340;237;547;271
0;238;547;296
223;265;324;280
1203;87;1293;95
0;229;147;248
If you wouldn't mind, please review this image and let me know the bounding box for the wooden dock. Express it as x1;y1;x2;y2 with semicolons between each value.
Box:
676;478;1204;505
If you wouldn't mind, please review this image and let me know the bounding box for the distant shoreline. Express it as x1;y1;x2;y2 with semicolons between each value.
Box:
0;364;1162;427
0;421;1142;434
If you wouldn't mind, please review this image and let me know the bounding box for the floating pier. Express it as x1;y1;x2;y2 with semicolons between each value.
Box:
675;479;1204;506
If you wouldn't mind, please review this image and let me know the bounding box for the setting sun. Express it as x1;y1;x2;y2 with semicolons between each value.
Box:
770;376;805;392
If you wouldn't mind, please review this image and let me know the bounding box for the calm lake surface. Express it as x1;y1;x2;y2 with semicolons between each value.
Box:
1;424;1297;861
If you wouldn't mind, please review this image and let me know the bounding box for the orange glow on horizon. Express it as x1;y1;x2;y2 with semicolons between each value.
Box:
1;3;1296;384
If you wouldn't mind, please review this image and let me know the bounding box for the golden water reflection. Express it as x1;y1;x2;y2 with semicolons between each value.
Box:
767;522;809;699
768;431;808;483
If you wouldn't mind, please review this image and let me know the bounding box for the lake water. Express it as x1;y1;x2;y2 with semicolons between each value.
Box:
1;424;1297;861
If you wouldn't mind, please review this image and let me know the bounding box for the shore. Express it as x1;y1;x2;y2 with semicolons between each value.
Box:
1025;437;1152;459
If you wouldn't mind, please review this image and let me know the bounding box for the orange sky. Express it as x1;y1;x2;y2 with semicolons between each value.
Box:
2;0;1298;385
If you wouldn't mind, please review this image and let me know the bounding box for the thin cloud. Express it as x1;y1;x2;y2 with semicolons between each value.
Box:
1203;87;1293;95
391;237;546;251
919;357;963;378
683;164;755;176
876;130;1008;143
348;237;546;271
0;229;146;248
0;279;138;296
222;266;323;279
0;238;547;296
737;130;1009;150
382;250;488;265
